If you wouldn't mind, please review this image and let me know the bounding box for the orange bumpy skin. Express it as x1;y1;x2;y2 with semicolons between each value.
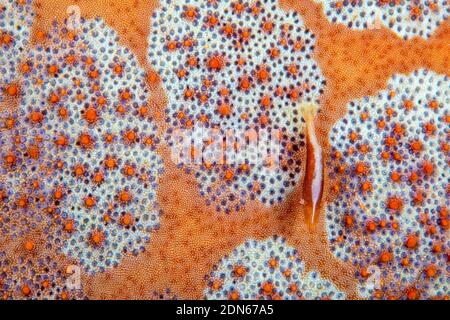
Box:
326;69;449;300
1;16;165;275
0;0;448;300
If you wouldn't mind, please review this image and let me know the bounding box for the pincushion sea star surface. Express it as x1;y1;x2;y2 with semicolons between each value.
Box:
327;69;449;299
0;0;448;300
0;0;34;102
148;0;325;212
315;0;449;39
205;236;346;300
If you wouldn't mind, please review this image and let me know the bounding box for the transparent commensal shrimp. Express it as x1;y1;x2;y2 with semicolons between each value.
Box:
299;102;323;230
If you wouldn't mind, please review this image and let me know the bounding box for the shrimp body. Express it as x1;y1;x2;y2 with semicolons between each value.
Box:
299;102;323;230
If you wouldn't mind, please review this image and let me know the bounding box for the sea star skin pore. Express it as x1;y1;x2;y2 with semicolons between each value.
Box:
1;18;164;274
0;0;34;102
148;0;325;213
314;0;449;40
204;236;346;300
326;69;449;300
